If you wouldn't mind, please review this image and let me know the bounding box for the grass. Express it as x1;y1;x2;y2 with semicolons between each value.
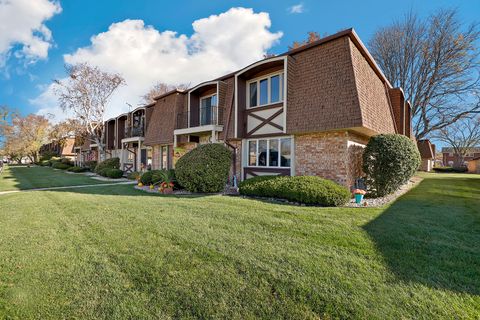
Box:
0;169;479;319
0;165;114;191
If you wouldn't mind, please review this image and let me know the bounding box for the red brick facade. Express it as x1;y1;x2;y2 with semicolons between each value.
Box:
295;131;368;187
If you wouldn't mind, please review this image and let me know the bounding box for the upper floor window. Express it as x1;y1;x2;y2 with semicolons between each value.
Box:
200;94;217;126
248;72;284;108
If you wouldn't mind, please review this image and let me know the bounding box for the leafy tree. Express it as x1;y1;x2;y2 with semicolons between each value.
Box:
369;9;480;139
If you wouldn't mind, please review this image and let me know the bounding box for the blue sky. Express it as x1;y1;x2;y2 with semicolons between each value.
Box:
1;0;479;120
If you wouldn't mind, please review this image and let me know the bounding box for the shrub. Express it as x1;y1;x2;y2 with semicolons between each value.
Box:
60;158;72;165
40;160;50;166
95;157;120;174
127;171;141;181
97;168;109;177
48;157;61;167
52;162;71;170
67;166;88;173
433;166;468;173
239;175;351;207
140;170;156;185
106;168;124;179
363;134;420;197
39;151;58;162
85;161;98;171
152;169;177;187
175;143;231;193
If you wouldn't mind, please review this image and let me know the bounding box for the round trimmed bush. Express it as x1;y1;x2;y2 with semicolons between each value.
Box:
175;143;232;193
67;166;88;173
239;175;351;207
52;162;71;170
363;134;420;197
140;170;157;185
106;168;124;179
95;157;120;174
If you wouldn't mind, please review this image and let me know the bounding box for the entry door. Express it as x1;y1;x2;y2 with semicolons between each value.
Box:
140;149;147;168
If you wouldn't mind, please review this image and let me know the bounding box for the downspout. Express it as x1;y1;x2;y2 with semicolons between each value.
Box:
223;85;238;188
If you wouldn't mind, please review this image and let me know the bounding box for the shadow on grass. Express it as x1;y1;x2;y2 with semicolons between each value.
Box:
49;183;212;199
364;176;480;295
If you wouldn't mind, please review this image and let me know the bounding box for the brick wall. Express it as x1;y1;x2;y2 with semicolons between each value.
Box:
295;131;368;187
152;146;160;170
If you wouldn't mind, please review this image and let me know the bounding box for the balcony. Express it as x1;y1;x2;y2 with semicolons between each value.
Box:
124;125;145;138
176;106;224;129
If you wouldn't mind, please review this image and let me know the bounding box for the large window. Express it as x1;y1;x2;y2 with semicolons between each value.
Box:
247;137;291;168
200;94;217;126
247;72;284;108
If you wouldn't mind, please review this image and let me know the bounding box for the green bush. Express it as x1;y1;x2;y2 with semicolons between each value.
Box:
363;134;420;197
52;162;71;170
40;160;50;166
239;175;351;207
175;143;231;193
152;169;178;188
39;151;58;162
127;171;141;181
60;158;72;165
85;161;97;171
140;170;156;185
97;168;109;177
95;157;120;174
106;168;124;179
433;166;468;173
48;157;61;167
67;166;88;173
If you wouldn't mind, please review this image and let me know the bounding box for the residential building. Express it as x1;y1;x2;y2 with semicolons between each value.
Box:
93;28;413;188
442;147;480;167
39;138;76;160
417;140;435;172
467;157;480;173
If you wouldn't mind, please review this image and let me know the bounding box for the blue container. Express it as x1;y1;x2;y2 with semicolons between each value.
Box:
354;194;364;204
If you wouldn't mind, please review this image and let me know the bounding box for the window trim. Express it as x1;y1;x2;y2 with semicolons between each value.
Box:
246;71;284;109
246;136;292;168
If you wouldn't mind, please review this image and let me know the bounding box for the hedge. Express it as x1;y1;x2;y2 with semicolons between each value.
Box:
106;168;124;179
95;157;120;175
363;134;420;197
175;143;231;193
433;166;468;173
52;162;71;170
67;166;88;173
239;175;351;207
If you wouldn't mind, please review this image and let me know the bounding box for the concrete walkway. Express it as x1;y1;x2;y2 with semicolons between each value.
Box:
0;181;136;196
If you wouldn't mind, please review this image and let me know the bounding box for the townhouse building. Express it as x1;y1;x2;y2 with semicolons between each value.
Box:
90;28;413;188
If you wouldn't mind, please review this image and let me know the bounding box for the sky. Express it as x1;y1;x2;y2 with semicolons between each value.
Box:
0;0;479;123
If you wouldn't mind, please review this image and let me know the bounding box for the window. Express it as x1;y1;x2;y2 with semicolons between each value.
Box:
161;146;168;169
248;140;257;166
247;137;292;168
247;72;284;108
200;94;217;126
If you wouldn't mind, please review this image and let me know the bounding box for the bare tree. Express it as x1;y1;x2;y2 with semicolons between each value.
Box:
53;63;125;159
369;9;480;140
433;117;480;167
142;82;189;104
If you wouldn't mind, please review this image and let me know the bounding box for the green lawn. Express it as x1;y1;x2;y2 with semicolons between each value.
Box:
0;170;479;319
0;165;113;191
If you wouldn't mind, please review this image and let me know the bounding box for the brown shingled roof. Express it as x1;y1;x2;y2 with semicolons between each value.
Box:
417;140;435;159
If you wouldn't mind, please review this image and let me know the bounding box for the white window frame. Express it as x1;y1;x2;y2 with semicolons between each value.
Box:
246;137;292;168
247;71;284;109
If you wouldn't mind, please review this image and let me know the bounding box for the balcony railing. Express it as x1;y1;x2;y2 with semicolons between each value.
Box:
176;106;224;129
124;125;145;138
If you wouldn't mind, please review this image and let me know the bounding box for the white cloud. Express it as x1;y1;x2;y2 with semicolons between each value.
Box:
39;7;281;120
0;0;61;67
288;4;304;14
30;82;72;123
